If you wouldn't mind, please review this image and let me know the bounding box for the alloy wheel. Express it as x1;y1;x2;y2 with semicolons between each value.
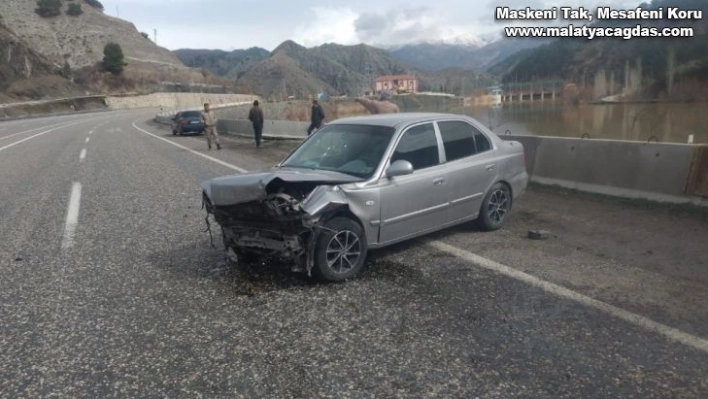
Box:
487;188;510;224
326;230;362;274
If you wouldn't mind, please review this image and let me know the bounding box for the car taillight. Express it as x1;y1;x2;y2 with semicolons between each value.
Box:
180;120;188;124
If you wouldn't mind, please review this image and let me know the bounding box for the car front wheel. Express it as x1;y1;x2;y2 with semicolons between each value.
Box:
313;217;367;282
476;182;512;231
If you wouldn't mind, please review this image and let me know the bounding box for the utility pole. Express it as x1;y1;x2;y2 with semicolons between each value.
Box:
364;64;373;96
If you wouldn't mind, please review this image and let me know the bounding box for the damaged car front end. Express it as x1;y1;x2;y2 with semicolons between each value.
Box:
201;169;365;279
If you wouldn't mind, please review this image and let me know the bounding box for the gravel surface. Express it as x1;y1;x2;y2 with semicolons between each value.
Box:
1;110;707;398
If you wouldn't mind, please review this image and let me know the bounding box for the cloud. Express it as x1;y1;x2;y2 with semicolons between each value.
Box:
291;7;361;47
293;6;485;48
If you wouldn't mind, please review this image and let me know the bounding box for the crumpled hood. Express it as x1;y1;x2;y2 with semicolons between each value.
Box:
201;167;363;206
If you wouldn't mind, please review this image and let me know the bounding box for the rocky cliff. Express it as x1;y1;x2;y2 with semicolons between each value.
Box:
0;0;182;69
0;0;229;101
0;19;81;101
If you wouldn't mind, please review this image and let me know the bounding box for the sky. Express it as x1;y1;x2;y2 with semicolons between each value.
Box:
99;0;641;51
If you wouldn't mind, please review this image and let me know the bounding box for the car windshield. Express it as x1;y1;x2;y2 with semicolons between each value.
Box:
281;123;395;179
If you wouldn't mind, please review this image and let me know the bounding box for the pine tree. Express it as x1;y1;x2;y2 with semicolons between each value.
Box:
102;42;126;75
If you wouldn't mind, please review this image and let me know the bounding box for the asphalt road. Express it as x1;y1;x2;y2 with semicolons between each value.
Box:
1;109;708;398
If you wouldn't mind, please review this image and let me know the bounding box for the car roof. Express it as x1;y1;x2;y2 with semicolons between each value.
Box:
328;112;474;128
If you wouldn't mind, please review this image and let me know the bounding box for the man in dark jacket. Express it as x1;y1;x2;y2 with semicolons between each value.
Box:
307;99;325;135
248;100;264;147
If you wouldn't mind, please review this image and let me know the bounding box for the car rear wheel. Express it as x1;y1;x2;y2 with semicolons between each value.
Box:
475;182;511;231
313;217;367;282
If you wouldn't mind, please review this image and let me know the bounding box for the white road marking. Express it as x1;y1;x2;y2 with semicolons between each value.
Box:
61;182;82;250
131;120;247;173
0;120;75;142
133;116;708;354
0;120;87;153
85;137;90;143
79;148;87;161
89;130;93;135
428;240;708;355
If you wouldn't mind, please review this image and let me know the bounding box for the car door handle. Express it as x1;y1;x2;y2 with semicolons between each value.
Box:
485;164;496;171
433;177;445;185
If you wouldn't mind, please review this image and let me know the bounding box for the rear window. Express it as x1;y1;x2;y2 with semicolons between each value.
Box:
181;111;201;118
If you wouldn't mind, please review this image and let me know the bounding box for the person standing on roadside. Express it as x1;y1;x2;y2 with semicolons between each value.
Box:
307;99;325;135
200;103;221;150
248;100;265;148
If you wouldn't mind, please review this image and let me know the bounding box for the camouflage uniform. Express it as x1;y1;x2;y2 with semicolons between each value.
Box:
200;109;221;150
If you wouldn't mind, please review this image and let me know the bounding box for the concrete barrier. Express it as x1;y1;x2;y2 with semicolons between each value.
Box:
503;134;708;206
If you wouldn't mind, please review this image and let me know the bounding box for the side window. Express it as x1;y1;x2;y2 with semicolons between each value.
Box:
437;120;492;161
437;121;476;162
390;123;439;170
474;129;492;153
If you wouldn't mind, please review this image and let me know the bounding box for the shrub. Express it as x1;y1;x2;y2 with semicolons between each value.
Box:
67;3;82;15
35;0;62;17
59;60;72;78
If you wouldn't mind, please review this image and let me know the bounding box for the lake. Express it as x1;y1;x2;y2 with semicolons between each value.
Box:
441;101;708;144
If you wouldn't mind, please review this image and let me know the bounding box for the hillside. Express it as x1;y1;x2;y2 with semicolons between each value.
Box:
0;0;183;68
0;19;87;102
173;47;270;80
0;0;228;99
389;38;550;72
228;41;498;99
490;0;708;100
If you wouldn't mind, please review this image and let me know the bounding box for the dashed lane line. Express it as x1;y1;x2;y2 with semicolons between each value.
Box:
60;182;82;250
79;148;87;162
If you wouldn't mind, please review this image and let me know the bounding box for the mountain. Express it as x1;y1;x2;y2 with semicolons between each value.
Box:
235;41;409;98
0;0;225;100
489;0;708;100
388;38;550;71
173;47;270;80
231;40;498;99
0;20;81;101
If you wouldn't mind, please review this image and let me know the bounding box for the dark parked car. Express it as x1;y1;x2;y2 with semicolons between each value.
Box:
201;113;528;282
171;111;205;135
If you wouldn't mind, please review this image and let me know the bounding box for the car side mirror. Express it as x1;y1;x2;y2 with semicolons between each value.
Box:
385;160;414;177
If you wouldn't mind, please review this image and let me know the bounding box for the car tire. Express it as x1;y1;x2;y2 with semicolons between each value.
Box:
313;217;368;282
172;128;177;135
475;182;512;231
178;127;183;136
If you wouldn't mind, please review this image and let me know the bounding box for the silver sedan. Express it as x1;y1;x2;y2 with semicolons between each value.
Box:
201;113;528;282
